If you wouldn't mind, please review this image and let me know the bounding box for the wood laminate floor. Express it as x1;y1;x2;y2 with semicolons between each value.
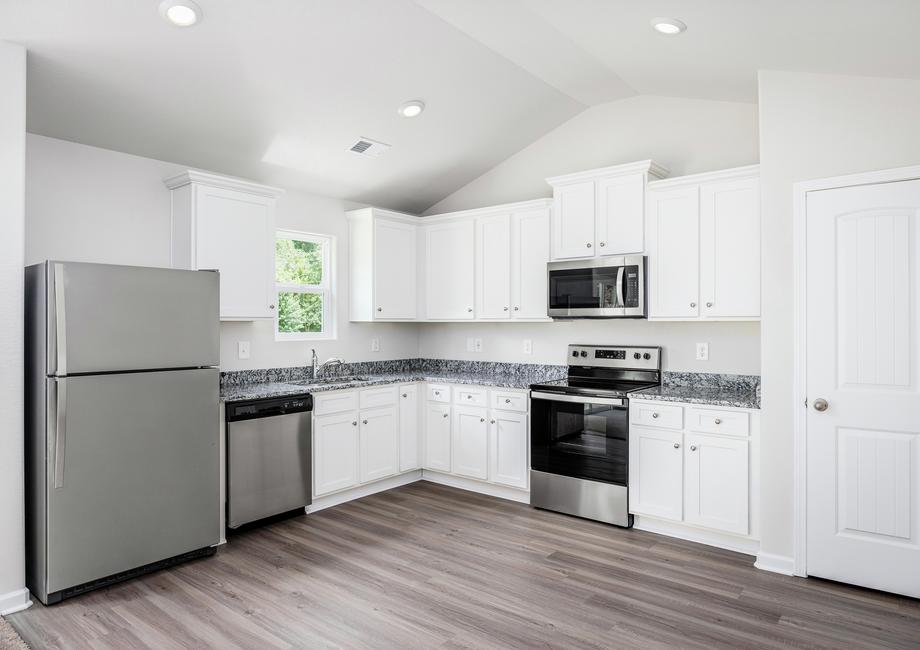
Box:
10;482;920;649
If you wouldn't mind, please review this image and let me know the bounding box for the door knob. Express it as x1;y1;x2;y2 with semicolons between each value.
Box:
813;398;829;412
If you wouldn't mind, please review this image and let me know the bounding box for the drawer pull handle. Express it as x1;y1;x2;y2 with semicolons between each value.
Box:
690;445;697;451
652;413;659;419
714;418;722;425
673;442;680;449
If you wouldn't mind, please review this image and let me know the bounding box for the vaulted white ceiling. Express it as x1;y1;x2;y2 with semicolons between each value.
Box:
3;0;919;212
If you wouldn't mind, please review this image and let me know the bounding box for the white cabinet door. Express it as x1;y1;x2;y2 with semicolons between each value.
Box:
374;219;417;319
699;177;760;319
552;181;595;260
596;172;645;255
195;185;275;320
425;221;475;319
359;406;398;484
313;412;359;496
629;426;683;520
647;186;700;319
476;214;511;319
488;410;528;489
424;403;452;472
511;208;550;319
398;385;420;472
684;433;749;535
452;406;489;480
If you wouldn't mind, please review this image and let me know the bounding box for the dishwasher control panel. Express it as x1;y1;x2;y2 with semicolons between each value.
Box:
226;394;313;422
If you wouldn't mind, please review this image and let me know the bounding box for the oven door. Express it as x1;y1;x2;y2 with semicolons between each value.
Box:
547;256;646;318
530;391;629;485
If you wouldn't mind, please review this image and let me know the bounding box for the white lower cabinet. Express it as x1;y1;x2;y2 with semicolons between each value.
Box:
313;412;360;497
629;399;757;541
489;410;528;489
424;403;452;472
452;406;489;480
359;406;398;484
398;384;420;472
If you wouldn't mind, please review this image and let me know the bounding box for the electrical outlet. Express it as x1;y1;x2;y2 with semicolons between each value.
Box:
522;339;533;355
237;341;250;360
696;342;709;361
473;338;483;353
370;337;380;352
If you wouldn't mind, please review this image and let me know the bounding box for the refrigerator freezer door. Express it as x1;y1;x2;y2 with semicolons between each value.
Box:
46;261;219;375
44;369;219;595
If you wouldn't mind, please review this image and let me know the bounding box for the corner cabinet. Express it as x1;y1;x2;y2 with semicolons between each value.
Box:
165;170;284;321
346;208;418;321
423;220;476;320
646;165;761;321
546;160;668;260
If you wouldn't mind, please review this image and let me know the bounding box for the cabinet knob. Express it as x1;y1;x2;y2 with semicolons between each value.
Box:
505;398;511;404
652;412;660;419
673;442;680;449
690;445;697;451
504;306;509;311
513;306;519;311
586;242;592;248
362;419;368;425
377;307;382;312
480;418;485;423
352;421;357;426
466;395;472;399
402;393;408;398
714;418;722;425
269;304;276;310
706;302;713;308
467;308;473;313
490;419;496;424
599;242;606;248
690;302;697;308
443;413;449;418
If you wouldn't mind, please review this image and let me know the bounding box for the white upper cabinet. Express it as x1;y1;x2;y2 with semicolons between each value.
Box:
166;171;283;321
547;160;668;260
475;213;512;319
510;207;551;319
646;165;761;321
424;220;476;320
346;208;417;321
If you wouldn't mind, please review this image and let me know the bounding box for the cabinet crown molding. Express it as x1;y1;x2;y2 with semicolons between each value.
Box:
647;164;760;191
344;207;419;225
422;198;553;224
163;170;285;198
546;159;669;187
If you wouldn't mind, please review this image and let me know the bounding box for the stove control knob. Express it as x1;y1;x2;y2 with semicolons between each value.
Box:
643;353;651;360
633;352;641;360
580;350;588;358
572;351;579;358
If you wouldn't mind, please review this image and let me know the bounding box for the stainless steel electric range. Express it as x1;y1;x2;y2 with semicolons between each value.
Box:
529;344;662;527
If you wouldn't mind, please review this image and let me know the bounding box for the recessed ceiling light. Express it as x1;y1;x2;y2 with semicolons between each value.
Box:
398;100;425;118
651;17;686;35
159;0;202;27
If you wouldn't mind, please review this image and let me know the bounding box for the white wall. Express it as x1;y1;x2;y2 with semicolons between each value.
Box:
25;135;419;371
0;41;29;614
425;94;759;214
758;70;920;562
418;94;762;375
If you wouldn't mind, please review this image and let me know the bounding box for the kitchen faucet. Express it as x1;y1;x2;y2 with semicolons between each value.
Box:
311;348;344;379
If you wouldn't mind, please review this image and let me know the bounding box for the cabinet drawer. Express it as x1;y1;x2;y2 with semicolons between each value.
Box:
454;386;488;407
687;408;749;437
631;401;683;430
490;390;528;412
428;384;451;403
313;390;359;416
359;385;397;410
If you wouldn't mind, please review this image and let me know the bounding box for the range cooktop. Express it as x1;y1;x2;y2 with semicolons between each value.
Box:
530;344;662;398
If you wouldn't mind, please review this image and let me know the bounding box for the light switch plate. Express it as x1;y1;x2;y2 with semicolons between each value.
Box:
466;337;475;352
237;341;250;360
522;339;533;355
696;342;709;361
371;337;380;352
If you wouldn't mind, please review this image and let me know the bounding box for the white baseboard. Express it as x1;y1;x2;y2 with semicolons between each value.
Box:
307;471;422;513
421;471;530;504
0;588;32;616
634;515;761;556
754;551;796;576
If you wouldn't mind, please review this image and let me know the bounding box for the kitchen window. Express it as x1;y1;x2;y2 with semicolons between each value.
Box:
275;230;335;340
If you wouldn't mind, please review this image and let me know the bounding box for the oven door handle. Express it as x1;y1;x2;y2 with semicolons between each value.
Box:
530;391;625;407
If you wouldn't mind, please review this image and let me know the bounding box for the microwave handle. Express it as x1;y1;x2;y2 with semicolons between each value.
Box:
615;267;625;307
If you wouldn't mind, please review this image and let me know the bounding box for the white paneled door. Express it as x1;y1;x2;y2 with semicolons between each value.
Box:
805;179;920;598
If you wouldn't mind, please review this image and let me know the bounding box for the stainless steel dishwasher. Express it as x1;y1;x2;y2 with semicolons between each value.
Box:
226;394;313;529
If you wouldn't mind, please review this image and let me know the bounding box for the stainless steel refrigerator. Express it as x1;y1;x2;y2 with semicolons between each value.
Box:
24;261;221;605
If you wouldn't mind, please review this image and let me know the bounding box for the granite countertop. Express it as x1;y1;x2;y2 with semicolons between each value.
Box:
220;368;567;403
631;372;761;409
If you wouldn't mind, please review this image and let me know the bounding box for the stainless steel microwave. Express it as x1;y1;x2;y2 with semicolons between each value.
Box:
547;255;647;318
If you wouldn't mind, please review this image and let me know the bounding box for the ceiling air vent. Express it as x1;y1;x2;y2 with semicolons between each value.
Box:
348;137;391;158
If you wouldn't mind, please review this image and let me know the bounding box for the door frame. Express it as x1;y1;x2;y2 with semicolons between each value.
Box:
792;163;920;577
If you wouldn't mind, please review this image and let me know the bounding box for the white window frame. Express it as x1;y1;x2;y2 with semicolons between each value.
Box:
274;229;336;341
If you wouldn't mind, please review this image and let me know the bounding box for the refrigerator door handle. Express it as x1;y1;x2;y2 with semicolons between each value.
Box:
53;380;67;489
53;262;67;376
